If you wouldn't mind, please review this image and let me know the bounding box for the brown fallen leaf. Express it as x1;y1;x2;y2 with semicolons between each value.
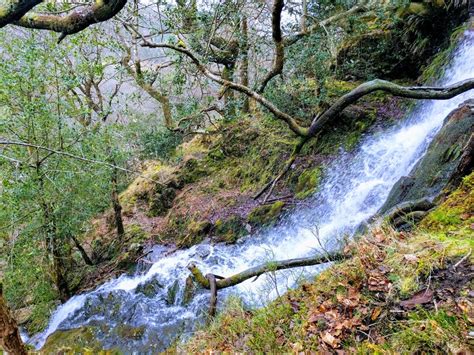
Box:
456;297;474;324
371;306;382;321
403;254;418;263
321;331;340;348
400;289;434;309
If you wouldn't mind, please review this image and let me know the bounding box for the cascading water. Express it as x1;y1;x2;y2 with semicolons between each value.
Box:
31;29;474;352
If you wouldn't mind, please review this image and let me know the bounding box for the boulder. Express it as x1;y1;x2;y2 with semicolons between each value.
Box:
379;100;474;223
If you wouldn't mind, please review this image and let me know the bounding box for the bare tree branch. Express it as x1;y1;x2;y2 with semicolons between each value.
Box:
257;2;368;93
142;41;309;136
257;0;284;93
0;0;42;27
0;140;163;184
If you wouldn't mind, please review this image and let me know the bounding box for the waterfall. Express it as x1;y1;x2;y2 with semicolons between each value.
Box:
30;30;474;352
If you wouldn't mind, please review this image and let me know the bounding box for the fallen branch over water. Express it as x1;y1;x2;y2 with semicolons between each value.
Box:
188;251;348;290
188;251;348;317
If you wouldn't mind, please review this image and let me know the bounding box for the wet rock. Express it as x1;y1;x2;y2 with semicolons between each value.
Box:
14;305;34;325
148;186;176;217
41;326;108;353
295;167;323;199
115;324;146;340
214;216;246;243
195;245;211;259
135;277;164;298
379;100;474;219
182;275;196;305
166;280;180;305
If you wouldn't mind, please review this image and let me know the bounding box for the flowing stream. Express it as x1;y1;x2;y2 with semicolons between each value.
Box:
30;29;474;352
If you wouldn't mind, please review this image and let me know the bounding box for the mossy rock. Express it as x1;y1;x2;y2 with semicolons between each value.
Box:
125;224;148;243
175;219;212;248
176;158;208;185
166;280;180;305
41;326;113;353
187;220;212;237
379;101;474;215
247;201;285;227
136;278;163;298
182;275;196;306
294;167;323;200
214;216;246;243
115;324;146;340
148;186;176;217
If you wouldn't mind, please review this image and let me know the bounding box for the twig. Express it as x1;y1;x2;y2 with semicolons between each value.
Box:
452;249;472;271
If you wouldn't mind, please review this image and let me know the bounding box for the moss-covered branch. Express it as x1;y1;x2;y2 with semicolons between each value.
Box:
10;0;127;42
0;0;42;27
188;250;346;290
308;78;474;137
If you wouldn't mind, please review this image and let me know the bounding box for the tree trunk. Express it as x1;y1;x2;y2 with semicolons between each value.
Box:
188;250;347;290
111;166;125;239
0;284;28;355
222;64;236;117
51;235;71;303
70;234;93;266
37;167;70;303
240;15;250;113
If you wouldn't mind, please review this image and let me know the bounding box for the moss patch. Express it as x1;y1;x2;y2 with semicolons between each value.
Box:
247;201;285;227
214;216;246;243
294;167;323;199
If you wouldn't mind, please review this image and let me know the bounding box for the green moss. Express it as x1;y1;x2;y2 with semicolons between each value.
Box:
247;201;285;227
125;223;148;243
183;275;196;305
115;324;146;340
136;278;163;298
294;167;323;199
40;326;116;353
420;24;470;83
177;158;208;185
148;186;176;217
421;172;474;235
214;216;246;243
390;310;465;353
167;280;180;305
27;300;57;334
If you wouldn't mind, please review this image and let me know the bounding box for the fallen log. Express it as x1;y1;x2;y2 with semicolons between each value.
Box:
188;250;347;290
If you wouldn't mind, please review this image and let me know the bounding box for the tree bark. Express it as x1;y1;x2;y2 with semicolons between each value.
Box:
222;64;236;117
0;284;27;355
143;42;474;139
206;274;217;318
